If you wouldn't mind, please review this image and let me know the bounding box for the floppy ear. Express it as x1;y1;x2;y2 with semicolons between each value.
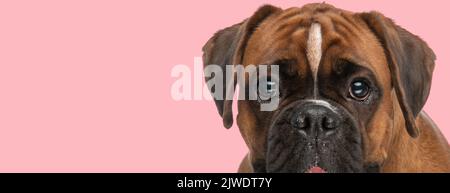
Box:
359;12;436;138
202;5;281;129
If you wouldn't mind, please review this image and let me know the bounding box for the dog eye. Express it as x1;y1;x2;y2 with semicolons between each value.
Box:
349;79;370;101
258;77;279;102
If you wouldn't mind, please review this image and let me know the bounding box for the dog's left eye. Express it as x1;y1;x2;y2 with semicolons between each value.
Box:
349;79;370;101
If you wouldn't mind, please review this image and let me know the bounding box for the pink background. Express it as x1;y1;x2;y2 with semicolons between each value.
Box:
0;0;449;172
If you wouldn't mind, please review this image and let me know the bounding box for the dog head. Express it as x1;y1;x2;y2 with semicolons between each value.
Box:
202;3;435;173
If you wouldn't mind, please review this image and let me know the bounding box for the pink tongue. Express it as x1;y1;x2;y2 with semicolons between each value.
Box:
307;166;326;173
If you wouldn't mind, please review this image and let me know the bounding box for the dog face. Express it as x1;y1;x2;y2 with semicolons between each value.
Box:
202;3;435;173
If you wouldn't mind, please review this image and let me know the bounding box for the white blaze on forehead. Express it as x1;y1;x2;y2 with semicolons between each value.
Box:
306;23;322;98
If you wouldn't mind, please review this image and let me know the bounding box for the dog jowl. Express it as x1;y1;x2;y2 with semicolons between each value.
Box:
202;3;450;173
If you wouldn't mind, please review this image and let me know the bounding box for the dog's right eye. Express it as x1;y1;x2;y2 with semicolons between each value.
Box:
257;77;279;102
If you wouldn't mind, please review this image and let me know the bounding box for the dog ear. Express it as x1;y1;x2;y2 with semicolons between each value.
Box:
359;12;436;138
202;5;281;129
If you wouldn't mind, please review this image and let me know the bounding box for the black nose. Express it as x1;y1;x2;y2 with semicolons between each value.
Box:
294;104;341;137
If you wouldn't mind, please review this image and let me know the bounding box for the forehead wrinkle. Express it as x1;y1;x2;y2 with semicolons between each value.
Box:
276;7;305;21
316;16;343;50
328;12;361;37
255;26;307;62
274;16;307;37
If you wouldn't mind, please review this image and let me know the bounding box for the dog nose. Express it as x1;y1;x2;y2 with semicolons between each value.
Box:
294;105;340;137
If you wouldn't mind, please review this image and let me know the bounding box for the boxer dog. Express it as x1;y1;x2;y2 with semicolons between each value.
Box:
202;3;450;172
